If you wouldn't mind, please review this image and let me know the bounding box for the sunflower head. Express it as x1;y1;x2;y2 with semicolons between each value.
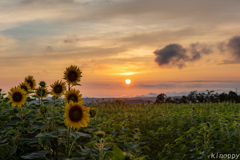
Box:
63;101;90;130
90;108;96;118
64;89;83;104
63;65;82;85
50;80;66;97
96;130;105;138
8;86;27;107
35;87;49;98
24;75;36;90
18;82;31;94
38;105;47;114
39;81;46;88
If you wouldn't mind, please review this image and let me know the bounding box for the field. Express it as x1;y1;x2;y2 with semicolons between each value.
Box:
1;92;240;160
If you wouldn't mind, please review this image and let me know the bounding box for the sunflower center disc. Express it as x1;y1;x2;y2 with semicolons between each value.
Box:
54;85;62;94
69;106;82;122
38;89;46;96
21;86;28;92
68;71;77;81
69;94;78;102
27;80;33;88
13;92;22;102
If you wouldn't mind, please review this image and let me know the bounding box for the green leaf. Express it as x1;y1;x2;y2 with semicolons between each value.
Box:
134;156;146;160
40;137;52;146
35;131;58;138
72;131;91;140
55;153;68;160
19;138;38;145
104;151;113;159
112;145;124;160
21;150;50;159
0;115;10;121
84;140;97;148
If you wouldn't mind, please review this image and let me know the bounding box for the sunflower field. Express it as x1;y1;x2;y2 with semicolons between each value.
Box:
1;65;240;160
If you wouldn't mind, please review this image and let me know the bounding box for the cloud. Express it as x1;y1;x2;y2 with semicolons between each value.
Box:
216;35;240;64
63;34;80;44
153;42;214;69
45;46;53;52
136;83;177;88
147;92;158;96
227;35;240;59
188;43;213;61
154;44;188;69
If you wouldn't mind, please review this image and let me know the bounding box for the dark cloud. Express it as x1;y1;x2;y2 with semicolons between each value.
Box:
63;34;80;44
216;35;240;64
154;42;214;69
45;46;53;52
227;35;240;59
188;43;213;61
154;44;188;69
136;83;177;88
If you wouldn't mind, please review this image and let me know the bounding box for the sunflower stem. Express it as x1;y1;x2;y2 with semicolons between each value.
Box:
52;96;55;130
67;127;71;158
40;87;43;107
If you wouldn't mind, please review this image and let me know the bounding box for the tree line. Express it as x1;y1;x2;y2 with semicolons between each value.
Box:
154;90;239;104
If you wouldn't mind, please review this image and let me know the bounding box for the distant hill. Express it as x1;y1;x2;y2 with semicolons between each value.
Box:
27;97;158;105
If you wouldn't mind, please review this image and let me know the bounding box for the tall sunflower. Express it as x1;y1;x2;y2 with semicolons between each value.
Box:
18;82;31;94
50;80;66;97
8;86;27;107
35;87;49;98
63;101;90;130
63;65;82;85
64;89;83;104
24;75;36;90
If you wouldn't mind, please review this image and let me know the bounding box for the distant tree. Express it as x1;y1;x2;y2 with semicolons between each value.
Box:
173;97;181;103
187;91;197;103
228;91;238;102
196;92;205;103
154;93;167;104
179;96;187;103
219;92;228;102
165;97;173;103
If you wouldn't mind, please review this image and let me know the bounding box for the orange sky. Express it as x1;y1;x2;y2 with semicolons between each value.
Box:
1;0;240;97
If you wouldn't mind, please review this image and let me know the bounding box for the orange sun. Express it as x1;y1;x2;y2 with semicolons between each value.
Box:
125;79;131;84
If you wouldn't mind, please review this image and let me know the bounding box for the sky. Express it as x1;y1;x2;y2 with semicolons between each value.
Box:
1;0;240;98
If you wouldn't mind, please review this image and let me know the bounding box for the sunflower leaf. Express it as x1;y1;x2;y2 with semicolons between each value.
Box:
21;150;50;159
72;132;91;140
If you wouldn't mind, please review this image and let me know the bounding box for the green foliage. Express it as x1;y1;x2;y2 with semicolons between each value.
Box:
2;91;240;159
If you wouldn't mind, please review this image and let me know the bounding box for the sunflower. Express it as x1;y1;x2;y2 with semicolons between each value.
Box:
38;105;47;114
90;108;96;118
35;87;49;98
50;80;66;97
64;89;83;104
18;82;31;94
8;86;27;107
39;81;46;88
24;75;36;90
63;65;82;85
63;101;90;130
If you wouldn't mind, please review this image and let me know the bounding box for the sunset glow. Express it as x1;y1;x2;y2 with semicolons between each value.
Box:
1;0;240;98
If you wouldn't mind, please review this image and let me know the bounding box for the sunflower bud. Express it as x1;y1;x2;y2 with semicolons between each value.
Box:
38;106;47;114
9;129;15;135
90;108;96;118
96;130;105;138
39;81;46;88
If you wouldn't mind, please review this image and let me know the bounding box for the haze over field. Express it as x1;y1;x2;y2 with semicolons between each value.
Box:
1;0;240;98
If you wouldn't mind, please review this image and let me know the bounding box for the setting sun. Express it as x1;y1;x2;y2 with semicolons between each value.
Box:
125;79;131;84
